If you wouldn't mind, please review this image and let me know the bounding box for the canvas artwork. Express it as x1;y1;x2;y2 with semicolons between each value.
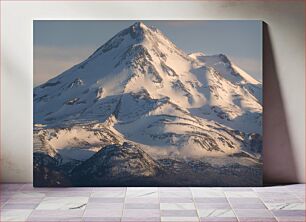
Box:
33;21;263;187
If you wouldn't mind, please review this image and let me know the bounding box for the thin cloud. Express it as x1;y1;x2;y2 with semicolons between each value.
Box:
229;56;262;81
34;46;94;86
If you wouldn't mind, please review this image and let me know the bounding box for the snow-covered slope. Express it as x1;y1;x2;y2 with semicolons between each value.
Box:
34;122;124;164
188;52;262;134
33;22;262;186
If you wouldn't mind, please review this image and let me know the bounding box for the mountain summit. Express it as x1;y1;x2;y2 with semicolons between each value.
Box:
34;22;262;186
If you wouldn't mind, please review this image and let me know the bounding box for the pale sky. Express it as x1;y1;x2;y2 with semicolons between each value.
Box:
34;20;262;86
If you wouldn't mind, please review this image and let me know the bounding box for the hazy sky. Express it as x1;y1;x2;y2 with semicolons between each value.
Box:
34;20;262;86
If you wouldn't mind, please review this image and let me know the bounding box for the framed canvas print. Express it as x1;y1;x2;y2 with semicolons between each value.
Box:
33;20;263;187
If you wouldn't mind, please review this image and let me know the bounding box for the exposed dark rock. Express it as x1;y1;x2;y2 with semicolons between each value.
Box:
71;142;164;186
33;152;70;187
41;81;61;88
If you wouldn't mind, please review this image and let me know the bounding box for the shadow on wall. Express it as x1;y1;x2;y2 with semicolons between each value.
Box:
263;22;298;185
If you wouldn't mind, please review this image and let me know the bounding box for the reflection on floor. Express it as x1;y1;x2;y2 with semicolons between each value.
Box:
0;184;305;222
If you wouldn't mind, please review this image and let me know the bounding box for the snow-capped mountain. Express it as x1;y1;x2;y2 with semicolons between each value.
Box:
33;22;262;186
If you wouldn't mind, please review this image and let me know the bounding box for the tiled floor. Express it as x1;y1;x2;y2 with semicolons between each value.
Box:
0;184;305;222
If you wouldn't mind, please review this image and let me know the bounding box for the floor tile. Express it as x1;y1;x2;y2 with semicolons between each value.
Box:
10;191;46;199
1;184;24;191
126;188;158;198
161;210;198;217
27;217;83;221
160;197;194;203
83;217;121;222
196;203;231;209
191;188;225;197
125;203;159;209
83;209;123;217
265;202;305;210
1;196;10;206
45;191;91;197
91;189;125;198
162;216;199;222
227;198;262;204
86;202;123;209
19;184;33;189
5;191;45;205
292;192;305;201
261;197;302;204
7;197;44;204
29;209;84;217
122;217;161;221
91;187;126;192
1;183;305;222
282;184;305;190
257;192;300;203
225;191;258;198
237;217;277;222
234;209;274;218
200;217;238;221
198;209;235;217
160;190;192;198
89;197;124;203
222;187;253;191
36;196;88;210
26;188;63;193
125;197;159;203
194;197;228;203
271;209;305;217
160;203;196;210
159;187;191;192
230;202;266;209
276;217;306;222
0;209;32;221
253;186;289;193
122;209;160;217
2;203;39;209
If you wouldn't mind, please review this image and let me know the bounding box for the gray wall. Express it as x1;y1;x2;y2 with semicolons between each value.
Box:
1;1;305;184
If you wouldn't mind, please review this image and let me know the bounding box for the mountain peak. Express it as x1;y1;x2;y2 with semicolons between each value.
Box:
128;21;150;40
34;22;262;136
87;22;155;59
131;21;147;30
